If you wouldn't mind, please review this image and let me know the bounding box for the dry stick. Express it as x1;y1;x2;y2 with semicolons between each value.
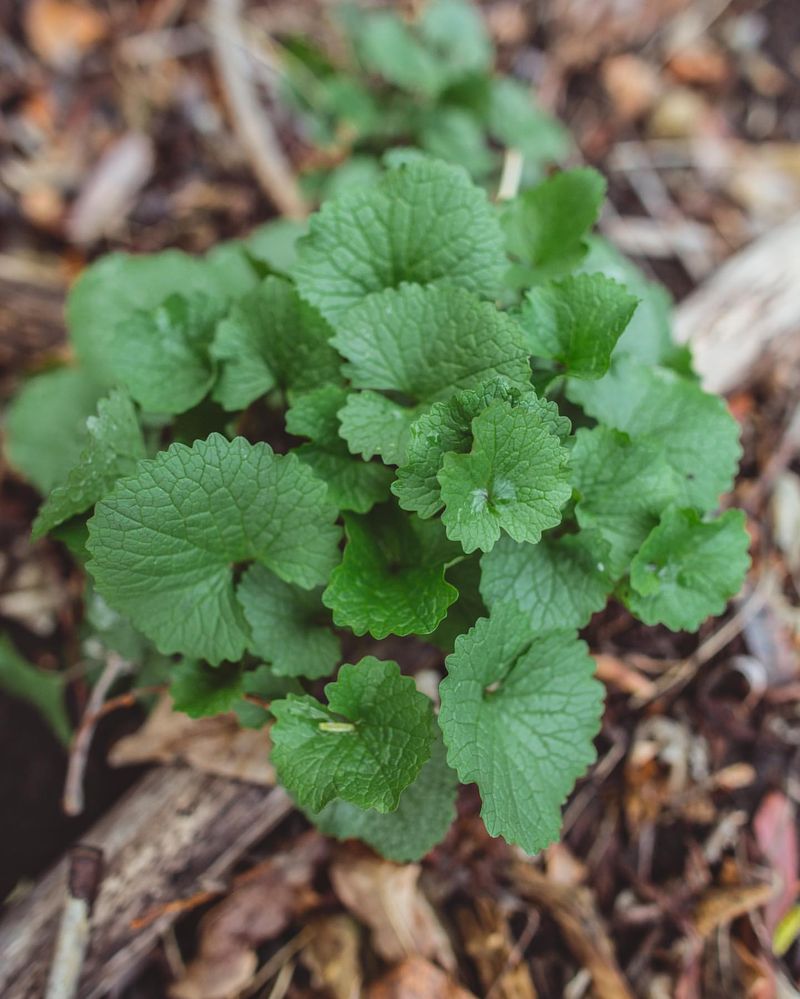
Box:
496;148;524;202
207;0;307;219
630;582;769;709
45;846;104;999
62;653;135;816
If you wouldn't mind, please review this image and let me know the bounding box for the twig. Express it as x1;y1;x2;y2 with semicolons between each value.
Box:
485;911;540;999
207;0;307;219
131;887;221;931
62;669;163;817
45;846;104;999
496;148;524;202
630;583;769;708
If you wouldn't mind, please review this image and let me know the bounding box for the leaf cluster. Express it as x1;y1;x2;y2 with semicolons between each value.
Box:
5;153;748;859
278;0;570;198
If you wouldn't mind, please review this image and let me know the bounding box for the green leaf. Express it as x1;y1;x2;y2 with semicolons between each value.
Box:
480;531;614;630
570;426;680;578
503;168;606;281
32;390;146;538
271;657;435;812
394;379;570;519
244;219;306;275
170;659;244;719
296;442;394;513
287;387;394;511
439;605;603;854
438;400;571;553
623;508;750;631
520;274;638;379
292;160;507;323
67;249;258;385
238;564;340;679
0;638;71;745
107;293;223;415
337;392;423;466
418;0;492;79
211;276;340;411
323;502;458;639
355;11;443;96
568;359;741;509
487;79;570;173
234;664;303;729
308;731;457;861
87;435;341;664
332;284;531;401
419;108;497;180
579;237;684;370
4;367;102;493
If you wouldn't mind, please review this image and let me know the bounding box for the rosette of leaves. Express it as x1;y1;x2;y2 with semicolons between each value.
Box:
6;156;749;860
277;0;570;199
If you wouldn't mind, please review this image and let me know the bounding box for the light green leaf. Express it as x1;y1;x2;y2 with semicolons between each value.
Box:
0;638;71;745
238;564;340;679
244;219;306;275
337;392;422;465
211;276;340;411
570;426;680;578
292;160;507;323
521;274;638;379
579;236;685;370
33;390;146;538
170;660;244;719
87;434;341;664
487;79;570;173
503;168;606;281
271;657;435;812
355;11;443;96
624;508;750;631
439;605;603;854
296;443;394;513
480;531;614;630
568;359;741;509
323;502;458;639
308;732;457;861
419;0;492;79
419;108;497;180
4;367;102;493
107;293;223;415
67;249;257;385
438;400;571;553
394;379;570;518
287;387;394;511
333;284;531;401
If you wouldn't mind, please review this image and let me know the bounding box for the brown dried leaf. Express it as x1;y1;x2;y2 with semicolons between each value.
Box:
330;848;455;970
24;0;108;69
366;957;476;999
66;133;154;245
457;897;537;999
109;696;274;785
753;791;799;934
601;55;662;122
300;915;362;999
693;882;777;939
594;654;658;699
170;833;328;999
510;863;634;999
